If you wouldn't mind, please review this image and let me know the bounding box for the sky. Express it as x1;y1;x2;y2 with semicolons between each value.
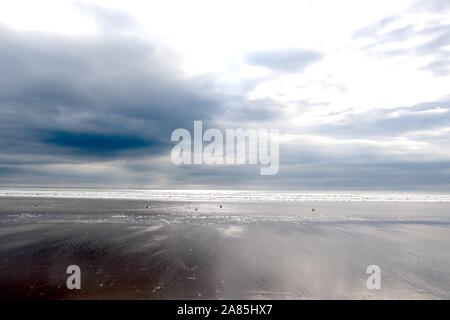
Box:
0;0;449;190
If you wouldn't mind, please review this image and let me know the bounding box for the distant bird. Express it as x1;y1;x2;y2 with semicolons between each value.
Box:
194;208;198;211
146;205;149;208
312;208;315;213
219;205;222;208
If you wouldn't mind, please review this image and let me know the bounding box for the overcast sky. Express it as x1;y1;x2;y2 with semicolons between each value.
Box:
0;0;449;190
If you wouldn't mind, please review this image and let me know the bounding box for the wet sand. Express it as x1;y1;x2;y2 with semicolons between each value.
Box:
0;197;449;299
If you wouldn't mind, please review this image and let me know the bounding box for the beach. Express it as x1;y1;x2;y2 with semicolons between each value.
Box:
0;191;449;299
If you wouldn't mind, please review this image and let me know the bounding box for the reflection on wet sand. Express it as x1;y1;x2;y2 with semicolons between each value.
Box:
0;197;449;299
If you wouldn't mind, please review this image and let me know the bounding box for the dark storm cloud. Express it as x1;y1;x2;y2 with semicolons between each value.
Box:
0;23;225;161
245;48;323;73
43;130;168;156
0;17;292;187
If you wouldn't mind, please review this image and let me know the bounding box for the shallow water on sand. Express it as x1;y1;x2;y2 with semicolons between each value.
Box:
0;196;449;299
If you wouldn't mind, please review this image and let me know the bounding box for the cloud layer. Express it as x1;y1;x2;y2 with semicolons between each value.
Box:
0;0;449;191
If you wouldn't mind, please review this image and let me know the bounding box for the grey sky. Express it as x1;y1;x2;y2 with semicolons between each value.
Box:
0;0;449;191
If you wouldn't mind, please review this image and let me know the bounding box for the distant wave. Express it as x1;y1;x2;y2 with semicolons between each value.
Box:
1;189;450;202
3;212;450;226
